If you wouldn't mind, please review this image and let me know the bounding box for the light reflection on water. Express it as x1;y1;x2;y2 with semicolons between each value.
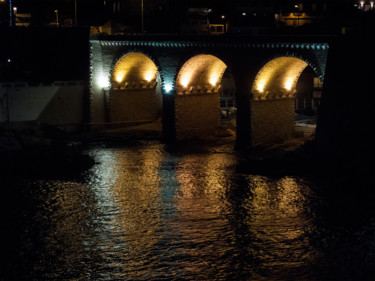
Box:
1;143;374;280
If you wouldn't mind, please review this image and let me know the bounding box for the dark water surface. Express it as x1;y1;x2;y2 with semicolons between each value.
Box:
1;142;374;280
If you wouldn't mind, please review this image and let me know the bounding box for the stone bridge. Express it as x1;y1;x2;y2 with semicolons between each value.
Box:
89;34;330;146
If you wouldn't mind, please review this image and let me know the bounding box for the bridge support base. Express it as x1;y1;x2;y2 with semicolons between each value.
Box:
251;98;295;146
175;93;220;141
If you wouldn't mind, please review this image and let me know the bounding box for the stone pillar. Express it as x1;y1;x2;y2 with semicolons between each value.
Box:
234;73;252;148
109;84;157;123
174;92;220;141
250;97;295;146
162;92;176;143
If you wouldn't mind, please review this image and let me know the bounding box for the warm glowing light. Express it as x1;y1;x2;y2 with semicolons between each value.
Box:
115;72;125;83
112;53;158;87
145;71;154;82
164;84;172;93
98;75;109;88
176;54;227;94
257;79;266;92
181;76;190;87
210;74;218;86
252;57;308;96
284;78;294;91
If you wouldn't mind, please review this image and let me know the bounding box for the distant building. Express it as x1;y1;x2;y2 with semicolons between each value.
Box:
181;8;210;34
276;11;319;27
15;13;31;27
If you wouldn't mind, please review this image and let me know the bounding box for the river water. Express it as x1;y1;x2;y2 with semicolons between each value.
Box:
1;142;374;280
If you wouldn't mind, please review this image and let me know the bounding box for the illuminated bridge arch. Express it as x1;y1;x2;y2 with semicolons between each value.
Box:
175;54;227;95
109;52;161;123
111;52;158;88
252;56;319;100
174;54;228;140
249;56;321;145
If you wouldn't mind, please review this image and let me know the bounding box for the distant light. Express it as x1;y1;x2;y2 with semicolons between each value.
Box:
242;12;246;16
221;15;225;19
164;84;172;93
7;58;11;63
98;75;109;88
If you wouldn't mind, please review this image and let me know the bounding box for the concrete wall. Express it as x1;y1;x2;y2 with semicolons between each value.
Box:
175;93;220;140
251;98;295;145
110;88;157;122
0;81;86;131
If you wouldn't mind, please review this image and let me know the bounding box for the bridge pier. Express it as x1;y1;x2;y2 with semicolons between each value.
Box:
109;86;157;123
174;92;220;141
250;97;295;145
234;72;252;148
162;93;176;142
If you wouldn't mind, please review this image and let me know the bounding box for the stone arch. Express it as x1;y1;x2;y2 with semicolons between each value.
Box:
249;56;320;145
252;56;310;100
111;52;158;88
173;54;228;140
175;54;227;95
108;52;161;123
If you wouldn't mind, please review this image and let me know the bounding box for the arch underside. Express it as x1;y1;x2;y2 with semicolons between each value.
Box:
176;54;227;95
252;57;309;100
111;52;158;89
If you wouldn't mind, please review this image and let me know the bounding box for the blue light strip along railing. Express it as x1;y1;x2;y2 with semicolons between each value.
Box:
9;0;12;27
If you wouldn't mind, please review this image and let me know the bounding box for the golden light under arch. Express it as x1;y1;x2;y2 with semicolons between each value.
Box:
252;57;309;96
111;52;158;86
176;54;227;94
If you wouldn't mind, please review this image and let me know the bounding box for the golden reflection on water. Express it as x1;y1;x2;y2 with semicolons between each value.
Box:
110;147;163;257
86;145;316;279
244;175;316;270
5;144;373;281
38;180;93;278
173;153;236;276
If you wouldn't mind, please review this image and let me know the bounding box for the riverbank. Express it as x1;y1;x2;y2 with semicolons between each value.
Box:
0;122;95;178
